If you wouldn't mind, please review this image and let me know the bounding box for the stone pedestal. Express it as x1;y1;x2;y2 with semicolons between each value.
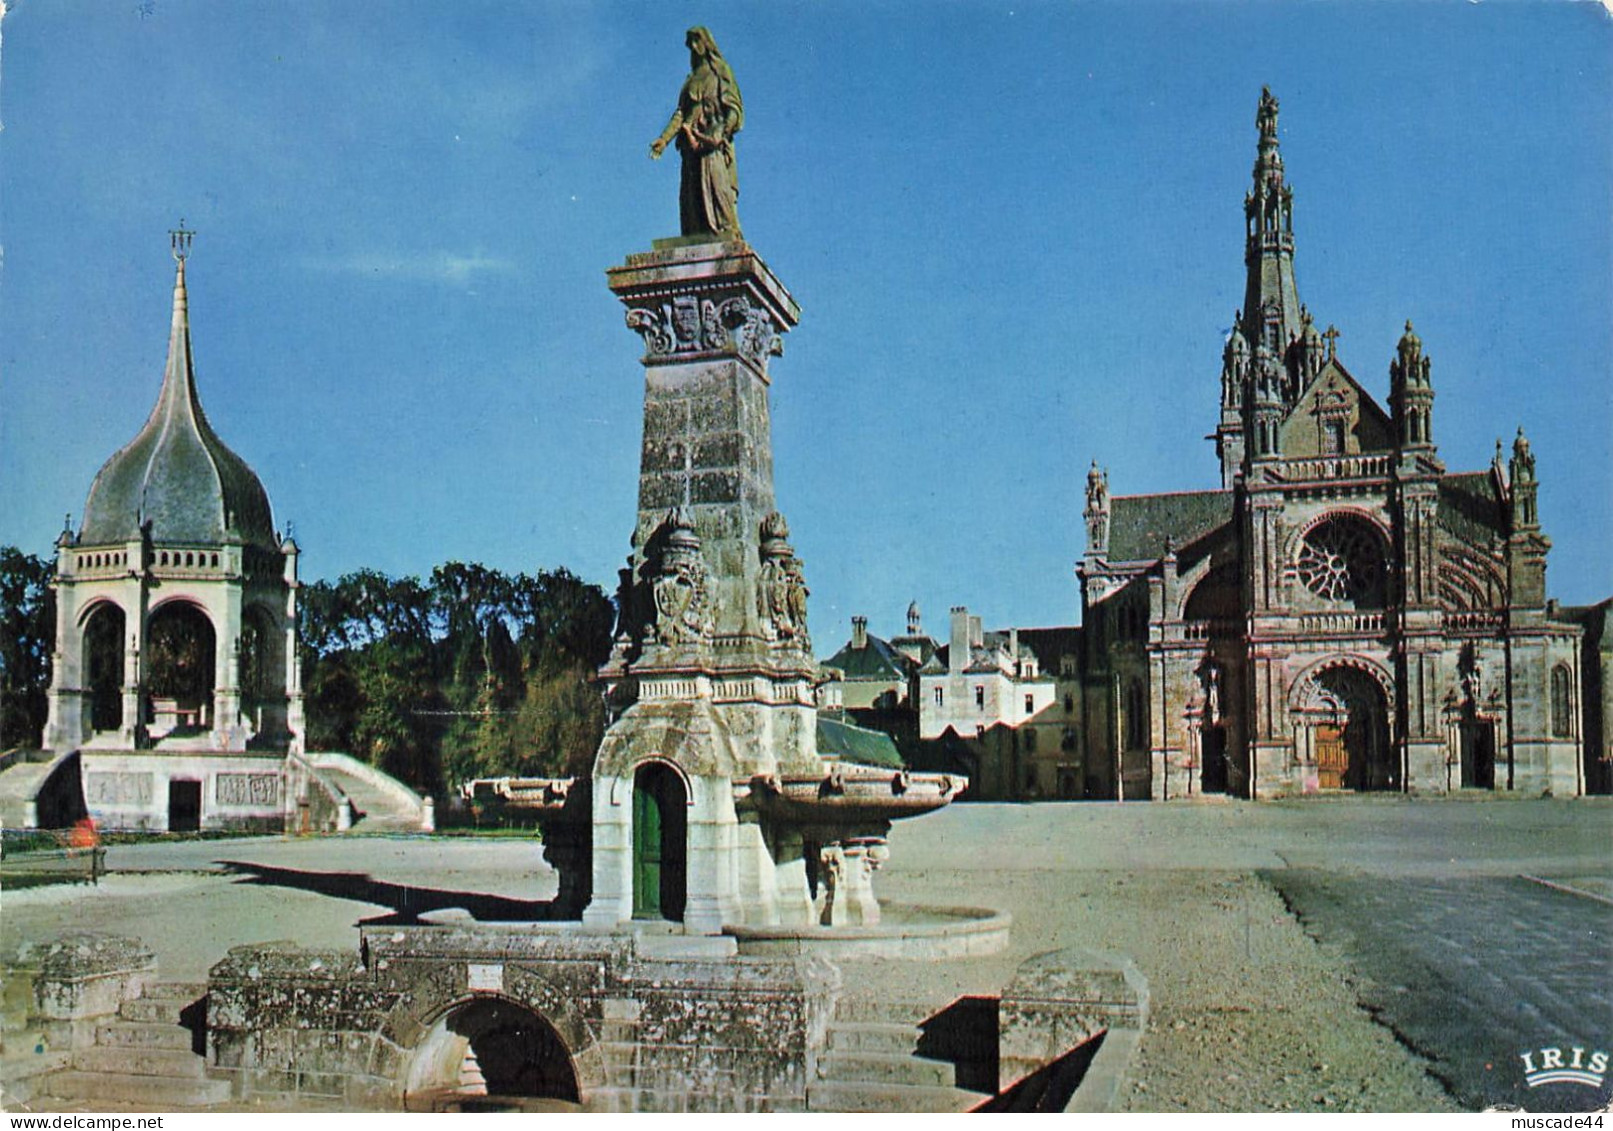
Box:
30;933;156;1050
588;240;823;934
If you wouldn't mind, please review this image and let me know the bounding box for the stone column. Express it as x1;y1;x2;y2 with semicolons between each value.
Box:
582;773;634;928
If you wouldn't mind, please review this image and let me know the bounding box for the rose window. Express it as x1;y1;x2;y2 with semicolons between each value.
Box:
1297;517;1383;605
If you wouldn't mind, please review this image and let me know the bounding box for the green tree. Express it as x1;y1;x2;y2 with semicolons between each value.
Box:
0;547;56;749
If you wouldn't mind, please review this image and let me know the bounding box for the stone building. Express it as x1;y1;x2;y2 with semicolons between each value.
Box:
917;607;1057;742
38;232;305;830
1077;89;1594;800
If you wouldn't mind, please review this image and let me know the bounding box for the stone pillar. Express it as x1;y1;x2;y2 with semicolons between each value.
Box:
214;586;245;751
683;775;741;934
818;839;884;927
770;829;814;926
582;773;634;928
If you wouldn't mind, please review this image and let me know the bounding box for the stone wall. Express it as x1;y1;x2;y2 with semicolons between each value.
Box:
207;927;838;1112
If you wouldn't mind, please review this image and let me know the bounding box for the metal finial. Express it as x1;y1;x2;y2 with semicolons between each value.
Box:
170;221;195;263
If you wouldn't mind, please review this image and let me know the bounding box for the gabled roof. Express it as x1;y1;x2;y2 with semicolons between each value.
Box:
1108;489;1234;563
79;259;277;550
1281;356;1394;454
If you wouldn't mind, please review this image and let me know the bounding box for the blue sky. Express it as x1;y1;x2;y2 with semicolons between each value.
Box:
2;1;1609;648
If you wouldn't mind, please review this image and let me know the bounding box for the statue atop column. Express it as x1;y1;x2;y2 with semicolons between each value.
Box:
649;26;744;241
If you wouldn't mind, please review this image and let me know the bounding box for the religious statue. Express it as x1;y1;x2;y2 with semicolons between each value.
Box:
650;26;744;241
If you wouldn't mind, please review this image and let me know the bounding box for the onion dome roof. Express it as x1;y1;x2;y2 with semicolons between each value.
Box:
79;254;276;550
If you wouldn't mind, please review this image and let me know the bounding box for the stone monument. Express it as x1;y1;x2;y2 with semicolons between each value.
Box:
581;32;957;935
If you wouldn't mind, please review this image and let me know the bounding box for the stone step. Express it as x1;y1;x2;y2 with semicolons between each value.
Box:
0;1049;73;1108
807;1080;982;1113
819;1051;956;1088
825;1021;920;1055
42;1070;231;1108
118;997;189;1023
139;981;208;1002
74;1045;207;1078
95;1021;196;1051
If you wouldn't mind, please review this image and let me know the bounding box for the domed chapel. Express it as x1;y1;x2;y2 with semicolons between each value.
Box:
42;228;305;831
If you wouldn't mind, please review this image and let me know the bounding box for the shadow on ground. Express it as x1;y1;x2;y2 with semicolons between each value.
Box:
217;860;564;924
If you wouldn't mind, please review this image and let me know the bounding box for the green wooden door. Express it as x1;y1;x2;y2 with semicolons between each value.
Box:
632;778;663;919
632;765;687;922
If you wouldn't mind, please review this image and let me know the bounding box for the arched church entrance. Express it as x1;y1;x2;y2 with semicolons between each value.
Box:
1308;665;1394;792
1458;706;1496;790
404;997;581;1112
632;762;687;922
82;603;126;734
146;602;216;737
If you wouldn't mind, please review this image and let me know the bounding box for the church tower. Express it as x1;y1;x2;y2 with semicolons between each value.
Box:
43;230;303;830
1218;87;1309;487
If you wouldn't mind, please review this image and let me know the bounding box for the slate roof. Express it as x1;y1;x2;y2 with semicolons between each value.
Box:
822;633;914;681
1437;471;1507;545
1107;489;1234;563
816;714;904;769
80;260;277;551
1015;626;1083;671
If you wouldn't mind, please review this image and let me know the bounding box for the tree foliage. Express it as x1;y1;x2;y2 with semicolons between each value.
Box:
0;547;55;749
299;562;613;792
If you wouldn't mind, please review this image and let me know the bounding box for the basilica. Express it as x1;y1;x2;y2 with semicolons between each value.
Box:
1076;88;1599;799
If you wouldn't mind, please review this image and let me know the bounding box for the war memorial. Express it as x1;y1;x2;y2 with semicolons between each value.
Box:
1;13;1608;1119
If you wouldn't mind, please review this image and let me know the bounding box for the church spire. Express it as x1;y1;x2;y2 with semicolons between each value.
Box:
161;221;199;433
1241;87;1302;381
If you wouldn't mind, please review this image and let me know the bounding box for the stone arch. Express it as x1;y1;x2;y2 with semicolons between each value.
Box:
145;599;217;734
401;993;588;1112
238;603;278;703
1180;561;1241;623
1550;664;1574;739
1290;656;1397;791
606;754;695;808
1288;653;1395;712
80;600;127;734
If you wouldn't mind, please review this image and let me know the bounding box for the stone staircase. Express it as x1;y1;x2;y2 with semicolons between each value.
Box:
807;998;984;1113
38;981;231;1109
306;755;426;834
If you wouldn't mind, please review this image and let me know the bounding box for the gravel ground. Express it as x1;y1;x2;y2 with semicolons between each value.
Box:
5;799;1605;1113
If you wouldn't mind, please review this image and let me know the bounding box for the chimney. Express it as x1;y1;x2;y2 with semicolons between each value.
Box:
949;606;969;674
969;615;983;649
851;615;869;650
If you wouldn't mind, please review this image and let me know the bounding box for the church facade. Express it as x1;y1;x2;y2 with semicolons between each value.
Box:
1077;89;1593;800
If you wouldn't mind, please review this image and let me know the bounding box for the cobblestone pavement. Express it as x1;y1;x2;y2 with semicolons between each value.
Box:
1268;870;1613;1113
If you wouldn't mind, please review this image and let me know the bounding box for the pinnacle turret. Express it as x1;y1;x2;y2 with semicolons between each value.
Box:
1241;87;1303;381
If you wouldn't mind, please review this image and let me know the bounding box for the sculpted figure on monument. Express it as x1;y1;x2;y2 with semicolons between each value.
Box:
650;26;744;241
651;508;714;646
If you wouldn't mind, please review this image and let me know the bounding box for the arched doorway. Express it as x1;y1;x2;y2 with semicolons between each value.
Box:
1309;666;1394;792
632;762;686;922
405;997;581;1112
82;603;126;734
146;602;216;735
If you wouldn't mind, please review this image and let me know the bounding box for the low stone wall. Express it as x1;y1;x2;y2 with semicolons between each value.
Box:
997;947;1148;1094
30;933;157;1050
207;927;838;1112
